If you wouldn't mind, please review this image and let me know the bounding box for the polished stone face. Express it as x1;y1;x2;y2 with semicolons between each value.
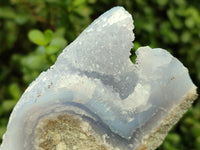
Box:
0;7;197;150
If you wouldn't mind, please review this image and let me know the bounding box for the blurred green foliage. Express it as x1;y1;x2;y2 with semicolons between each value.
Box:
0;0;199;149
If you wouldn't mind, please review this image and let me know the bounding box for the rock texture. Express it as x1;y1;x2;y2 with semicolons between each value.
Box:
0;6;197;150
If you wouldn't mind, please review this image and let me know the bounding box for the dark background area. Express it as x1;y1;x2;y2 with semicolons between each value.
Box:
0;0;200;149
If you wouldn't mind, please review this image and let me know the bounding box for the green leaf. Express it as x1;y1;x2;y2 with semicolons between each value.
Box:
54;28;66;37
45;45;60;55
0;7;16;19
23;71;40;84
50;37;67;49
185;17;195;29
21;55;47;70
50;55;57;62
15;14;29;25
163;142;179;150
174;0;186;6
8;83;22;99
73;0;87;7
156;0;168;6
195;137;200;149
191;123;200;138
166;133;181;145
133;42;141;51
28;29;48;46
44;29;54;44
181;31;191;43
88;0;96;4
2;100;17;112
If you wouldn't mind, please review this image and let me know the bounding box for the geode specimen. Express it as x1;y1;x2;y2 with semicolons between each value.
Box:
0;6;197;150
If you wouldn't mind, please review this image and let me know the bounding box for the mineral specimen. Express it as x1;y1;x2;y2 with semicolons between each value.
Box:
0;6;197;150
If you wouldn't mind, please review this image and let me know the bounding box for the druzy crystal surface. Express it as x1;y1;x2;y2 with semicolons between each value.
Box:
0;6;197;150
